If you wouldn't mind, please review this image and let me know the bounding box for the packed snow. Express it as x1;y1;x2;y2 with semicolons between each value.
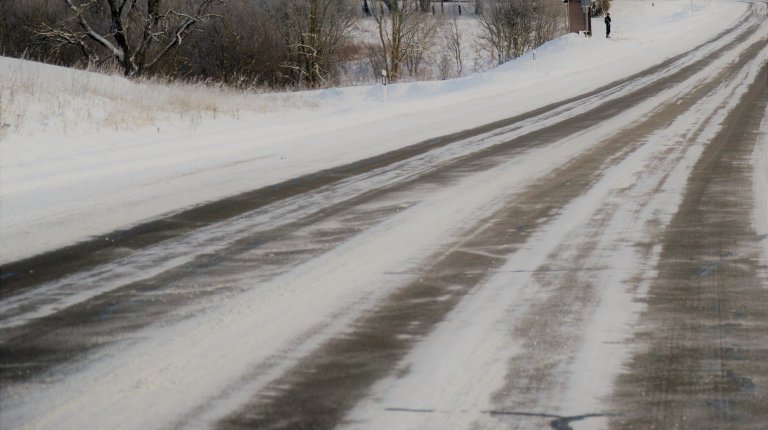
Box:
0;0;752;264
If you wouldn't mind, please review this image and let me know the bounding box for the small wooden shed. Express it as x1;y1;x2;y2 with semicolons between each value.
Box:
566;0;593;35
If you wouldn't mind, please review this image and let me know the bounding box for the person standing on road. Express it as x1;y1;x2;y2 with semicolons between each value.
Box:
605;13;612;38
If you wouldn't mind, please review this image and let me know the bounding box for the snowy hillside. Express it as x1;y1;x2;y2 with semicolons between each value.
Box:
0;0;751;263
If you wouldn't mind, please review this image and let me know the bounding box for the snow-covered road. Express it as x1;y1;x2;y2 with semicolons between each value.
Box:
1;2;767;430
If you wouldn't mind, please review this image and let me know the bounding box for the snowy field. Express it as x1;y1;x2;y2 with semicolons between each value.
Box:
0;0;756;263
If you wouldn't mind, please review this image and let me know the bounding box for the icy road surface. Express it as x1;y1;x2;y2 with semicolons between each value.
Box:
1;2;768;430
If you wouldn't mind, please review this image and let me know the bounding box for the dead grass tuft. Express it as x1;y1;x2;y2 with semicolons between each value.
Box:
0;57;323;139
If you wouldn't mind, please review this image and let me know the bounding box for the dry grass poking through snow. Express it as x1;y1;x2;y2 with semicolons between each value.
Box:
0;57;319;140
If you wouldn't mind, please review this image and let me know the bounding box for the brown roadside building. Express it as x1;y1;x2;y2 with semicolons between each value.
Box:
566;0;593;35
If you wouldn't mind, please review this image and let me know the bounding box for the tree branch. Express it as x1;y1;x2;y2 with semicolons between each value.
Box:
64;0;125;61
143;2;221;71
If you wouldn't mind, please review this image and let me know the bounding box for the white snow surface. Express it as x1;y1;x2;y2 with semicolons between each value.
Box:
0;0;750;264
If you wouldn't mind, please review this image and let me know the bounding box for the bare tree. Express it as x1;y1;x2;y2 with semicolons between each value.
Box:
530;0;565;49
476;0;515;64
173;0;286;86
404;13;440;77
369;0;439;81
267;0;355;87
34;0;221;77
476;0;561;65
440;11;464;77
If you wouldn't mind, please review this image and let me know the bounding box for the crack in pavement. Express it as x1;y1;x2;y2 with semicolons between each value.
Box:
383;407;617;430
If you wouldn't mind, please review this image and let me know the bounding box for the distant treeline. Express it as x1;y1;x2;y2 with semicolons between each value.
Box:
0;0;596;88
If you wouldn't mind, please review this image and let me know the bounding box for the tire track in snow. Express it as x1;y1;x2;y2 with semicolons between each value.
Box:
609;60;768;429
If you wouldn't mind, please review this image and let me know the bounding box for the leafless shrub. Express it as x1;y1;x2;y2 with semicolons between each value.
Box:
476;0;564;65
404;13;441;78
364;42;386;81
436;51;452;80
368;0;441;82
532;0;566;48
265;0;356;88
170;0;286;87
440;12;464;78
